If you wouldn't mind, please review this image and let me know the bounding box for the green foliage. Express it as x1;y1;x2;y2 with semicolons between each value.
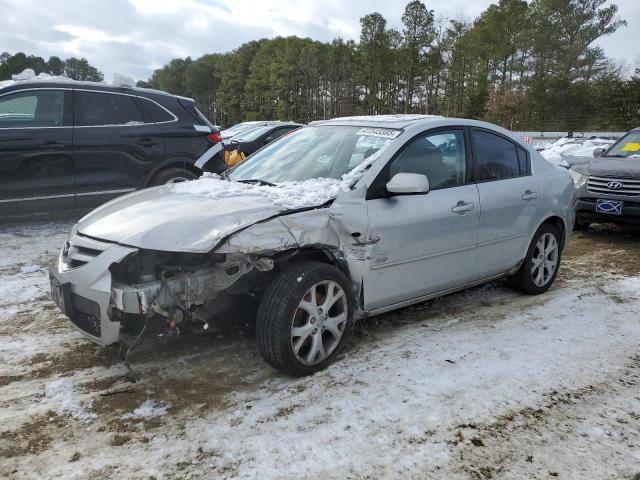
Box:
2;0;633;130
0;52;104;81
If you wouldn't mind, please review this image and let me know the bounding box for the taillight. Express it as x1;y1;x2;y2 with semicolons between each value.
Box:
207;132;222;143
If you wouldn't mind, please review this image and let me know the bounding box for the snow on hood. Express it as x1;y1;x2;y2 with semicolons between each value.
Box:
539;138;615;167
77;148;386;253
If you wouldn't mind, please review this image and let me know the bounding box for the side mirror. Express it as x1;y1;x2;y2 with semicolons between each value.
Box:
593;147;605;157
386;173;430;195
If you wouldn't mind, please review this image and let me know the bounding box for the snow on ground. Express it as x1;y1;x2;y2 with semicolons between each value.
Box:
1;219;639;479
538;137;615;166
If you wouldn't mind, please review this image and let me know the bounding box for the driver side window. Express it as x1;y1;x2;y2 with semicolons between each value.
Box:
389;129;467;190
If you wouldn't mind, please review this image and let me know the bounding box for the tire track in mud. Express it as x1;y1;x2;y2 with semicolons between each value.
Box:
449;354;640;479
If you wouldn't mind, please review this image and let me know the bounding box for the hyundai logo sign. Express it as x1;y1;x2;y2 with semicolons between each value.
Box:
607;181;623;190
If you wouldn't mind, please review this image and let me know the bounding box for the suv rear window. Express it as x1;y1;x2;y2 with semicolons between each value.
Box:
76;91;145;126
140;98;174;123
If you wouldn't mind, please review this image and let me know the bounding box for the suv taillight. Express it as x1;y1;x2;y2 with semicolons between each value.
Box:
207;132;222;143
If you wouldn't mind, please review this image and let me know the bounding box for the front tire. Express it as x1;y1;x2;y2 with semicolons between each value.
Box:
256;261;353;376
508;224;562;295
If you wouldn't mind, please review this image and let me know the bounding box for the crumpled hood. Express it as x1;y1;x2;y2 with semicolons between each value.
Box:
572;157;640;178
76;184;288;253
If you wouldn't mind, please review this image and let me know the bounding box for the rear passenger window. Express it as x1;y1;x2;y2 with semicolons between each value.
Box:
516;146;530;175
141;98;174;123
473;130;521;181
77;91;145;126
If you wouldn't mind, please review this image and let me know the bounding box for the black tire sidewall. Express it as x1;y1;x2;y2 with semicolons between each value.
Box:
257;261;354;376
151;168;197;186
518;224;562;294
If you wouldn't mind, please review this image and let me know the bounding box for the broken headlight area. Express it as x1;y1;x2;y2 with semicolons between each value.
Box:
108;250;275;337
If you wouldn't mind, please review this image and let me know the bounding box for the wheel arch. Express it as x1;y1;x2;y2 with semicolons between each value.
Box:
143;159;201;187
538;215;567;251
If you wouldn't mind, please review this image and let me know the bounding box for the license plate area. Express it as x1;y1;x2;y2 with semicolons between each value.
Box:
596;199;623;215
49;269;73;316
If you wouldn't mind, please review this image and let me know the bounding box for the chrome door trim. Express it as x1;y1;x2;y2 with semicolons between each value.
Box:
0;188;135;203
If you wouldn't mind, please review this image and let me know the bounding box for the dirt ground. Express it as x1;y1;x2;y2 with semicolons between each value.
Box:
0;220;639;479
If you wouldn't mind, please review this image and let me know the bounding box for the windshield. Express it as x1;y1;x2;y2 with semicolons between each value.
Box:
605;131;640;158
229;125;397;184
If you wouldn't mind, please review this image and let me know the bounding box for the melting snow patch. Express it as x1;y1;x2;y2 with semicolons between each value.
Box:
45;378;96;423
123;400;170;420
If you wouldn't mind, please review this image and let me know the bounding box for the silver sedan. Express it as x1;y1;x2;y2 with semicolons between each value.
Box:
50;115;575;375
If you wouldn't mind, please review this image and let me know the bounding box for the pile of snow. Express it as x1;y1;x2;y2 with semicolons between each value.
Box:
177;147;388;209
122;400;170;420
45;378;96;423
539;137;615;166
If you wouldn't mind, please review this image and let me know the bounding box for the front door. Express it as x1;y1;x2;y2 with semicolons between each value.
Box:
0;88;74;217
73;90;164;209
363;128;480;311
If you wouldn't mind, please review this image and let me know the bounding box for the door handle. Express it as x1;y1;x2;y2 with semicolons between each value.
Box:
522;190;538;201
136;138;159;147
452;201;474;214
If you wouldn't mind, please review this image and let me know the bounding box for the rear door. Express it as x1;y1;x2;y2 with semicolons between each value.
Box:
471;128;541;275
73;90;164;209
0;88;74;216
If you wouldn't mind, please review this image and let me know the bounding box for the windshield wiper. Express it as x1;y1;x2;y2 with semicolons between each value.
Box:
605;154;628;158
236;179;277;187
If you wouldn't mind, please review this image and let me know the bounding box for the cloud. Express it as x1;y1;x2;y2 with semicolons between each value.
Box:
0;0;636;82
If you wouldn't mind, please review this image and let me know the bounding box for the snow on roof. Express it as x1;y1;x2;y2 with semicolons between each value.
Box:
0;68;182;98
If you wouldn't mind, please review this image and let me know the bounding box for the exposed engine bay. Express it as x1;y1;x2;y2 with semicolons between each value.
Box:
109;250;276;337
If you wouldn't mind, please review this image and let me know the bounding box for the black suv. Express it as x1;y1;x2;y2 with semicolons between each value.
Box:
0;78;221;217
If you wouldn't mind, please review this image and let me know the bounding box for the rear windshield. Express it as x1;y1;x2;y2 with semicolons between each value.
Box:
605;131;640;158
233;125;274;142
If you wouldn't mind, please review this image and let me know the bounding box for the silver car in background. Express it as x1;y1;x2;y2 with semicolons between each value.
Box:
50;115;574;376
568;128;640;229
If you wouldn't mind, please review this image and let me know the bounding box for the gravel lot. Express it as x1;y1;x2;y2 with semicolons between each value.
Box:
0;218;639;479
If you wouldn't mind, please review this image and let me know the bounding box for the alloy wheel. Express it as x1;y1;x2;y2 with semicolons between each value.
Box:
291;280;348;366
531;232;559;287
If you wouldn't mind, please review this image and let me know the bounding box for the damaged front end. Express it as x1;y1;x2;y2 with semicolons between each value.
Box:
53;184;369;349
108;249;275;339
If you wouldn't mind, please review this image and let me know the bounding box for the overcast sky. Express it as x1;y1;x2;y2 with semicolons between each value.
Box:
1;0;638;82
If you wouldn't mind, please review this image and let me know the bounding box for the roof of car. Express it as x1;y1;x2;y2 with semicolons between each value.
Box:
310;114;444;129
0;76;192;101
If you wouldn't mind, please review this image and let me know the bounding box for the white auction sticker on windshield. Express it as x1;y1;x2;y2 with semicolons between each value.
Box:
356;128;401;139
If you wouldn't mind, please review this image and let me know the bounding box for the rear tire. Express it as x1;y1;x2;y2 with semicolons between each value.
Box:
508;223;562;295
256;261;353;376
150;167;197;186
